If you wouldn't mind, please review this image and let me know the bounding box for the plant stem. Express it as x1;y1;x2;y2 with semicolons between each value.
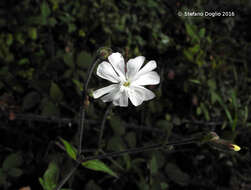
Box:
77;107;85;156
98;102;113;148
78;57;101;156
82;138;196;162
55;163;80;190
57;56;101;190
84;57;100;93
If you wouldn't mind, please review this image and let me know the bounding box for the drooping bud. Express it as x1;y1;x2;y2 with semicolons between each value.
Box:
97;47;113;60
228;144;241;152
209;139;241;152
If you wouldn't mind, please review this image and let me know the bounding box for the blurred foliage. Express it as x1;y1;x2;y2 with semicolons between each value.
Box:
0;0;251;189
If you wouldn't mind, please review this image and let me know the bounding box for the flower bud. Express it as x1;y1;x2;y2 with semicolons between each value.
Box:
97;47;113;59
228;144;241;152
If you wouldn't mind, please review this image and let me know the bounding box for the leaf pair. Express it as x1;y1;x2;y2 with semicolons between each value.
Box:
60;138;118;178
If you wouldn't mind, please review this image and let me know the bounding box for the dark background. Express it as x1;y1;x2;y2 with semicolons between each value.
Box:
0;0;251;189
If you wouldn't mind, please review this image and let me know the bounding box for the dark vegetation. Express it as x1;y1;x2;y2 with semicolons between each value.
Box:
0;0;251;189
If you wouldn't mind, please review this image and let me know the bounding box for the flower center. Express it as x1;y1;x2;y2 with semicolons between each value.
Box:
123;81;130;87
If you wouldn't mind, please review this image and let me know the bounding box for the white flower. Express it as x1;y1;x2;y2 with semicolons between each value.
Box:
93;52;160;107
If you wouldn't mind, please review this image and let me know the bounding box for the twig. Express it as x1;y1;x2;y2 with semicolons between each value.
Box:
98;102;113;148
56;56;101;190
77;107;85;155
98;149;124;171
84;57;100;93
78;57;101;156
81;138;196;162
55;163;80;190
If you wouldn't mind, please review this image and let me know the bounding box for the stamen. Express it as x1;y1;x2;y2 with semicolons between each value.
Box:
123;81;130;87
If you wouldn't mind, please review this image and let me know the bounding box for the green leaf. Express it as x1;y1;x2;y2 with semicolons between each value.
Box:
40;162;59;190
2;153;23;171
68;23;77;33
189;79;201;84
183;49;194;62
165;163;190;186
160;182;168;190
6;33;13;46
200;103;210;121
22;91;40;111
41;1;51;18
72;79;83;92
48;18;57;27
39;178;45;189
149;155;158;175
7;168;23;177
199;28;206;38
211;91;233;124
185;23;199;43
82;160;118;178
188;44;200;54
18;58;29;65
60;138;77;160
196;107;202;115
28;27;37;40
76;51;92;69
50;82;63;102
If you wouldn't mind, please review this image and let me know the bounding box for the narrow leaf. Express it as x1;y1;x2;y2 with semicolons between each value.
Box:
41;1;51;18
39;162;59;190
60;138;77;160
82;160;118;178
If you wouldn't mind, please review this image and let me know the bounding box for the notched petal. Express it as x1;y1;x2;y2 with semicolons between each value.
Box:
96;61;120;83
132;71;160;86
93;84;118;99
126;56;145;80
136;60;157;78
108;52;126;81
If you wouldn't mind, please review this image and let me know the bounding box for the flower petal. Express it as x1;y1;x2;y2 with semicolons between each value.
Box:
101;85;121;103
113;90;128;107
133;86;156;101
96;61;121;83
135;60;157;78
127;87;144;106
126;56;145;80
131;71;160;86
93;84;118;99
108;52;126;81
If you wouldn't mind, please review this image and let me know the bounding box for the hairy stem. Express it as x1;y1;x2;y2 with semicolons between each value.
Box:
98;102;113;148
78;57;101;156
84;57;101;93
